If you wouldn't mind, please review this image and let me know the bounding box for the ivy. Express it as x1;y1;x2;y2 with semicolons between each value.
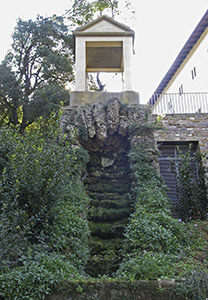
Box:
170;147;207;222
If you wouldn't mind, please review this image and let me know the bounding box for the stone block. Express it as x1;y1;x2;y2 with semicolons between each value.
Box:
70;91;140;107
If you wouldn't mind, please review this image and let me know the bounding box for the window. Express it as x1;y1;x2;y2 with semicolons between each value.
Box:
179;84;183;95
191;67;197;79
158;142;198;206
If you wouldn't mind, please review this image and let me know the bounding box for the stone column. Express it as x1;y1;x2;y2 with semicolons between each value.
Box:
123;37;133;91
75;38;87;91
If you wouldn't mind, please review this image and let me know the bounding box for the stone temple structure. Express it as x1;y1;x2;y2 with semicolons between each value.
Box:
70;15;139;107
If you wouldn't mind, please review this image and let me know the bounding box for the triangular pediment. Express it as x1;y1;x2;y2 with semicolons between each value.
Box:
74;15;134;36
84;19;126;33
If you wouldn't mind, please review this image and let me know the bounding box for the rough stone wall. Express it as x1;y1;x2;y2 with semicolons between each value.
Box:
154;113;208;167
47;280;185;300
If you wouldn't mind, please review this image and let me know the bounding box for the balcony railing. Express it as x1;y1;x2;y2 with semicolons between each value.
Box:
150;92;208;115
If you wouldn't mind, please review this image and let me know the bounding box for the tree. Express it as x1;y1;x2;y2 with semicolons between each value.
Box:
67;0;127;26
170;148;207;222
0;15;73;132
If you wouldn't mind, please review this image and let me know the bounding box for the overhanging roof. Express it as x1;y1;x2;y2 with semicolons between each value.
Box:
149;9;208;105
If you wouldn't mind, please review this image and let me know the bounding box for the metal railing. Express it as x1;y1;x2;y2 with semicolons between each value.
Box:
150;92;208;115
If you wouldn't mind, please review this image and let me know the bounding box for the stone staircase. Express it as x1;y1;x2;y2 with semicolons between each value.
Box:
84;136;133;276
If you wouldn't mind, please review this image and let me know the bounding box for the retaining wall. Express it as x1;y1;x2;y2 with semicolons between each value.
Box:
46;280;185;300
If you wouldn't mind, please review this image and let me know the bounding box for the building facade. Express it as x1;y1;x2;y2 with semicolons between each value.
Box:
150;10;208;115
149;10;208;205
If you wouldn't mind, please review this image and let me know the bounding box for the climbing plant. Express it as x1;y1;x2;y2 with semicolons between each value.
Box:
116;145;195;280
170;147;207;222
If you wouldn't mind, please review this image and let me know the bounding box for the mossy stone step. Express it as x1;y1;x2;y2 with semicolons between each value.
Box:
89;236;122;253
87;183;130;193
85;174;131;183
88;166;130;178
85;146;132;277
90;225;126;239
86;252;121;277
89;220;127;238
88;191;131;201
88;165;130;174
86;237;123;276
89;206;132;222
86;177;131;186
90;197;130;209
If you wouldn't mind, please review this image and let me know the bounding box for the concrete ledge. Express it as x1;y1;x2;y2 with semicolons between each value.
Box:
70;91;140;107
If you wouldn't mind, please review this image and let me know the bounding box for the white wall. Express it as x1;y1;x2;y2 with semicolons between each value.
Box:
167;30;208;94
84;20;125;33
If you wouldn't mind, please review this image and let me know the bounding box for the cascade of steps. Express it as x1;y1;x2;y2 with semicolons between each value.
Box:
84;135;133;276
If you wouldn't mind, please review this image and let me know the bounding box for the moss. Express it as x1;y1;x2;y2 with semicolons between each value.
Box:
86;237;123;277
88;164;130;175
90;197;130;209
89;220;127;239
88;153;101;166
88;192;130;201
83;129;133;277
87;183;130;193
89;207;132;222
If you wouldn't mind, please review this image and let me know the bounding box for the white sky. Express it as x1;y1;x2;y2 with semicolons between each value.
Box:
0;0;207;103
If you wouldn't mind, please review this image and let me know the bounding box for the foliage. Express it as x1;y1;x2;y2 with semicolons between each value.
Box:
129;146;164;190
67;0;120;26
0;15;73;132
170;147;207;222
0;252;80;300
123;209;188;254
0;119;90;299
116;252;179;280
176;269;208;300
116;146;192;280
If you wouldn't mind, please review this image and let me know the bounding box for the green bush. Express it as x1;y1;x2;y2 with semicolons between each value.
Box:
171;149;207;222
47;191;90;268
176;269;208;300
0;252;80;300
117;252;179;280
117;146;191;280
0;119;90;299
123;208;187;254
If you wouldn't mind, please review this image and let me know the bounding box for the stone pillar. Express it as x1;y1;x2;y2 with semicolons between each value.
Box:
123;37;133;91
75;38;87;91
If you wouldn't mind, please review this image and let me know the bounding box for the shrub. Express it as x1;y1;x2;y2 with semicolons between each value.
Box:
123;208;187;254
116;252;179;280
176;269;208;300
0;252;80;300
117;146;191;280
0;119;90;299
171;148;207;222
